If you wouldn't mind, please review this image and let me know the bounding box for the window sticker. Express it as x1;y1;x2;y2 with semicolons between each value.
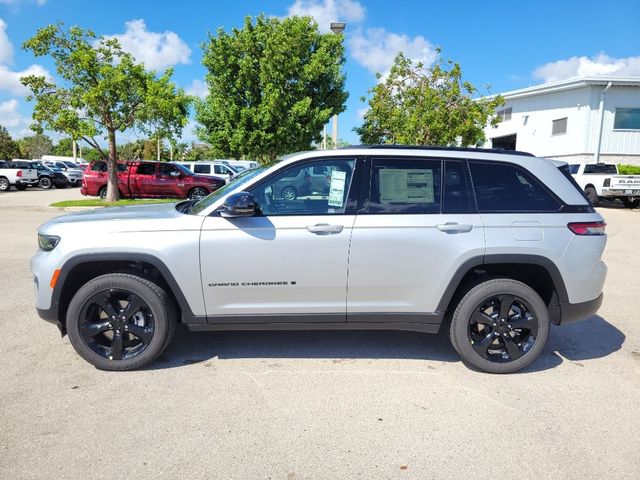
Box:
379;169;434;203
328;170;347;207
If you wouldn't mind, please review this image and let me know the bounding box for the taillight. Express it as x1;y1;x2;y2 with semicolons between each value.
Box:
603;178;611;187
17;170;22;177
568;221;606;235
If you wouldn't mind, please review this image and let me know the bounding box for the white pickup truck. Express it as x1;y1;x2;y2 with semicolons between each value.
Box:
0;160;39;192
570;163;640;209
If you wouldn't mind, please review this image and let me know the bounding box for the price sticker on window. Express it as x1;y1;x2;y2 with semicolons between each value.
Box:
328;170;347;207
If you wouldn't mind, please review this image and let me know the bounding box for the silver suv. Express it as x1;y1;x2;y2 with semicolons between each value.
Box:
31;147;607;373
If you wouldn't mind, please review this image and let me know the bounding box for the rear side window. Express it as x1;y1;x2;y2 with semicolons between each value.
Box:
443;160;472;214
136;163;156;175
584;164;617;174
369;158;442;214
469;161;561;212
194;164;210;174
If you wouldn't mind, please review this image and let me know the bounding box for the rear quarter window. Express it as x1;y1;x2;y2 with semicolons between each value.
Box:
469;161;561;213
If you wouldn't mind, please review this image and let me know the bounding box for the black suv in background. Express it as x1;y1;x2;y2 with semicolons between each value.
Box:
8;160;68;189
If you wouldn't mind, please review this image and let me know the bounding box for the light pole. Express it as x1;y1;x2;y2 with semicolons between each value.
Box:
329;22;346;149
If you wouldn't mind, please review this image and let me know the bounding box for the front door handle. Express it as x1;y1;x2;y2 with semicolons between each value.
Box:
306;224;344;235
436;222;474;233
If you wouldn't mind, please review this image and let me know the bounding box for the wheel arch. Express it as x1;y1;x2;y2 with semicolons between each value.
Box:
52;253;201;331
437;254;568;325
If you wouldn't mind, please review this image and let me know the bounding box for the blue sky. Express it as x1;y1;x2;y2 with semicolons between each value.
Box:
1;0;639;146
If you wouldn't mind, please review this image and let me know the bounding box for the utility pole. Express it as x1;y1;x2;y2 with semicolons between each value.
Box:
329;22;346;149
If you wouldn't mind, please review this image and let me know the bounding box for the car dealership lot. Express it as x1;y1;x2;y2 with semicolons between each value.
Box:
1;188;639;479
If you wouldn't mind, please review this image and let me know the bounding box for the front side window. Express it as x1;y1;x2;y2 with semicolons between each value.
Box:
469;161;561;212
369;158;442;214
614;108;640;130
248;159;356;216
136;163;156;176
159;163;181;176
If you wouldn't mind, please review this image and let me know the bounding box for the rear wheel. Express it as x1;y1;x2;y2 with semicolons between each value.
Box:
98;186;107;200
585;186;599;206
0;177;9;191
66;273;177;371
622;198;639;209
38;177;53;189
15;184;27;191
449;278;550;374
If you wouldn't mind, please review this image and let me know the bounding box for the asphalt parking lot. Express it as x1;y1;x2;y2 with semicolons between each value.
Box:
1;188;639;480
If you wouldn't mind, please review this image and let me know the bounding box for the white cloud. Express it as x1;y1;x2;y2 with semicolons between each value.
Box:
349;27;438;76
0;63;49;95
0;19;14;64
106;19;191;71
287;0;365;32
534;53;640;83
0;98;33;137
0;0;47;6
186;79;208;98
356;106;368;119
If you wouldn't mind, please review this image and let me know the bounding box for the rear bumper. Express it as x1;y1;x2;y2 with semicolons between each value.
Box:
558;293;603;325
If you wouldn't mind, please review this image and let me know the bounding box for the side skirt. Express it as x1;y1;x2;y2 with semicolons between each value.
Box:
188;321;441;334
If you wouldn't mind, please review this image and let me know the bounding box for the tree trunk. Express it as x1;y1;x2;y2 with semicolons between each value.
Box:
105;129;120;202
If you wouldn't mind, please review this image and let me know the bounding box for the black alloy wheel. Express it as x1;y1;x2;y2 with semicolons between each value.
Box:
188;187;208;200
39;176;52;189
468;294;538;363
77;289;155;361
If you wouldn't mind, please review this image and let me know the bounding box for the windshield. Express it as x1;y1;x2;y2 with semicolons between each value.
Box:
173;163;194;176
190;165;270;214
63;162;80;169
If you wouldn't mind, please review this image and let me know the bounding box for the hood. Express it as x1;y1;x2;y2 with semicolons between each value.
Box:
45;202;182;225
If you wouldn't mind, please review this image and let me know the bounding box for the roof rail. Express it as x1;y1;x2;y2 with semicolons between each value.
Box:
339;144;535;157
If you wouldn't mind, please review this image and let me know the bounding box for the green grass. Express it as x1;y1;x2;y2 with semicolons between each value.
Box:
51;198;180;207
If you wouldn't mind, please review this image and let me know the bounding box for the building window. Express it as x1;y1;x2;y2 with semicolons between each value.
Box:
496;107;512;122
614;108;640;130
552;117;567;136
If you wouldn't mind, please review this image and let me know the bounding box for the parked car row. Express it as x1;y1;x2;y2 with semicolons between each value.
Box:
0;159;87;192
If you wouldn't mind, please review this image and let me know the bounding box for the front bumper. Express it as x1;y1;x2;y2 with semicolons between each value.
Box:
558;293;603;325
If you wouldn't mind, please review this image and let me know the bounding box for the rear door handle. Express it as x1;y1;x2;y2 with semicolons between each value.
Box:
436;223;474;233
306;224;344;235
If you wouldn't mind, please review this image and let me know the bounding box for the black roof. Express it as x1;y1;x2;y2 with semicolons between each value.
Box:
339;144;535;157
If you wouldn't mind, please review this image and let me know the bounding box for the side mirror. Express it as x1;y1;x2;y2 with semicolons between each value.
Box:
218;192;258;218
170;170;181;177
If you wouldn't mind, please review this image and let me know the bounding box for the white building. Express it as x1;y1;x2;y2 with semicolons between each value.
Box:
482;76;640;165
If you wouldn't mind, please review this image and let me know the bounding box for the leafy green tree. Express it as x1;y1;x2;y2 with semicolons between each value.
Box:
52;137;74;156
118;140;145;160
17;134;53;159
355;51;504;147
0;126;20;160
21;23;191;201
196;15;348;162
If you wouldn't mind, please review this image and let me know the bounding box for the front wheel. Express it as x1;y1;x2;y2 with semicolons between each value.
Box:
15;184;27;191
188;187;208;200
66;273;177;371
585;186;599;206
281;186;298;201
622;198;639;209
449;278;550;374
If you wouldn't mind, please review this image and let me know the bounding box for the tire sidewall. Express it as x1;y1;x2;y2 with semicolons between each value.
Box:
66;274;172;370
0;178;9;191
39;177;52;189
451;279;550;374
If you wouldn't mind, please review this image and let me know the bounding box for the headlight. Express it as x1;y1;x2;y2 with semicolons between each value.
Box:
38;234;60;251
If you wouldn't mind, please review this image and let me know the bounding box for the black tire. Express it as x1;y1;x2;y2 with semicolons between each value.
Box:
54;180;68;189
281;186;297;201
98;186;107;200
66;273;177;371
188;187;208;200
15;184;27;191
622;198;639;209
0;177;9;191
38;177;53;189
449;278;550;374
585;186;599;206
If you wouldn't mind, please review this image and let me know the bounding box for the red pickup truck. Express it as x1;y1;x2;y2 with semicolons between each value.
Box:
81;161;225;200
